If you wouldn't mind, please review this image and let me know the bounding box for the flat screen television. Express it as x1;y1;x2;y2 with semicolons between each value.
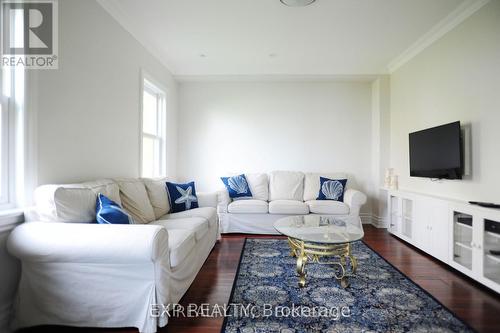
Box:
409;121;463;179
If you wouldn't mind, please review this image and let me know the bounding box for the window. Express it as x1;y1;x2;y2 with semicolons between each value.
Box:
0;70;9;206
0;64;22;210
0;8;30;212
141;77;167;178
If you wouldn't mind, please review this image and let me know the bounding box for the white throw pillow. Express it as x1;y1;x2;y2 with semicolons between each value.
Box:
303;173;348;201
268;171;305;201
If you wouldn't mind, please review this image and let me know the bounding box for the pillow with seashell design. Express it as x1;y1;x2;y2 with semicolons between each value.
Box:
220;174;253;199
316;177;347;202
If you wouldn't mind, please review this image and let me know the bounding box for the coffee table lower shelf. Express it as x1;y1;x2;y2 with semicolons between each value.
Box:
287;237;358;288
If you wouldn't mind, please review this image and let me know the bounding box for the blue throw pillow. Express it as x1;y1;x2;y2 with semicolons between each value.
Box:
220;174;253;199
317;177;348;202
166;181;199;213
96;193;133;224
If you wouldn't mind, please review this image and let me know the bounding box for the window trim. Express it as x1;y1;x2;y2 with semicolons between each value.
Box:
0;67;18;211
0;94;9;206
139;70;167;178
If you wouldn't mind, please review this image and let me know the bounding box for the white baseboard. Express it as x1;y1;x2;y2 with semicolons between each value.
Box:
360;214;388;229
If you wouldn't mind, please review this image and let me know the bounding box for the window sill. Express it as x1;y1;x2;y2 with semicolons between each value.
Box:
0;208;24;231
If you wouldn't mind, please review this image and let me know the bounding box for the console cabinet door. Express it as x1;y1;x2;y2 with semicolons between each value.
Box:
413;199;431;252
429;200;450;262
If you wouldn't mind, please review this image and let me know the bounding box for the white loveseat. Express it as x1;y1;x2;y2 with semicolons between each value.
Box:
7;178;219;333
218;171;367;234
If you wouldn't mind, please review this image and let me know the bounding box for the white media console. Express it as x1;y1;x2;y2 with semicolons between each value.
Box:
387;189;500;293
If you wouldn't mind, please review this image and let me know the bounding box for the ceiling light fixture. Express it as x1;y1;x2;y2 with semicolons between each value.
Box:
280;0;316;7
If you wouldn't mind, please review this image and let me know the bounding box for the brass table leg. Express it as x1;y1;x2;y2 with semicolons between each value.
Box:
296;241;307;287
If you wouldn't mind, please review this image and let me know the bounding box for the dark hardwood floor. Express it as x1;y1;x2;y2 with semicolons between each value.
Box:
19;226;500;333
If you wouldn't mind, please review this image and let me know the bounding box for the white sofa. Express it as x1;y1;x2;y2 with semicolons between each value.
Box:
218;171;367;234
7;178;219;333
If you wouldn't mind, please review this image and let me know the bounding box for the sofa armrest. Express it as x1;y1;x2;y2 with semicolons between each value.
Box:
7;222;168;264
217;190;231;213
197;191;218;208
344;189;367;216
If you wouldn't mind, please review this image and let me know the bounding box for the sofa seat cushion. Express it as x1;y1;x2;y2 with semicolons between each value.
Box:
152;217;208;241
167;229;196;268
162;207;217;228
269;200;309;215
306;200;350;215
228;200;268;214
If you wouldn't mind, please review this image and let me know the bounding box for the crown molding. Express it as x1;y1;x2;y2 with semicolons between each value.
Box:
387;0;490;73
174;74;382;83
95;0;176;74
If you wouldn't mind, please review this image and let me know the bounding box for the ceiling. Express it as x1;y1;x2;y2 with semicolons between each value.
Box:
98;0;479;76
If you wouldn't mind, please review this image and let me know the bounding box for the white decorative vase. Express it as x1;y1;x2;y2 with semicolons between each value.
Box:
389;175;399;190
384;168;394;189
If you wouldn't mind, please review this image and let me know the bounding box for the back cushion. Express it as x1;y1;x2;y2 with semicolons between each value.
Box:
245;173;269;201
142;177;170;219
303;172;348;201
269;171;305;201
114;178;156;224
34;179;121;223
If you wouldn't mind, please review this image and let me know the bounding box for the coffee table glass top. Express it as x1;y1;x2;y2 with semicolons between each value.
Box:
274;215;364;244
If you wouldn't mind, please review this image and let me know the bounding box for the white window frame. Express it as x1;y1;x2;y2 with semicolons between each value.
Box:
0;67;17;210
0;5;32;214
140;71;167;178
0;84;9;206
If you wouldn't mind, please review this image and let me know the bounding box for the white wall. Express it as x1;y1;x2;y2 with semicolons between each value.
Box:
33;0;178;186
390;0;500;202
177;80;373;213
0;1;179;331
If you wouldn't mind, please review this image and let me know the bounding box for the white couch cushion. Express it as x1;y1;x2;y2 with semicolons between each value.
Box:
152;217;208;241
269;200;309;215
228;200;268;214
167;229;196;268
306;200;350;215
303;173;348;202
114;178;156;224
245;173;269;201
269;171;304;201
142;178;170;219
34;179;120;223
162;207;217;228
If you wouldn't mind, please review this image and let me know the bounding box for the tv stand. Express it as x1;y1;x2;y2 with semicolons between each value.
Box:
388;189;500;294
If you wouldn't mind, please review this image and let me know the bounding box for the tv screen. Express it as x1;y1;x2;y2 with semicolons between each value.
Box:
409;121;463;179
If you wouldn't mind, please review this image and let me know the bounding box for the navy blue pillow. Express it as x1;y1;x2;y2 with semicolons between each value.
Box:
317;177;348;202
220;174;253;199
166;181;199;213
96;193;133;224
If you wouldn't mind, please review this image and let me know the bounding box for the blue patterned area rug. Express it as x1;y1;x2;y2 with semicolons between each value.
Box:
221;238;474;333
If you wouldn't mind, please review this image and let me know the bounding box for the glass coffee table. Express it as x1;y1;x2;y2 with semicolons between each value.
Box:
274;215;364;288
